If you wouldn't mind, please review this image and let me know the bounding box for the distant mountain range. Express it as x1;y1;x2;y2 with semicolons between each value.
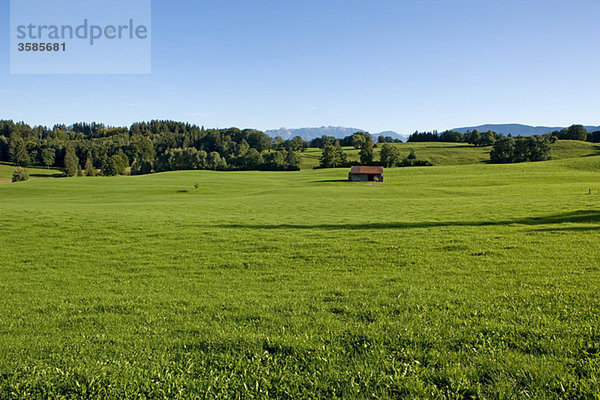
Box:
450;123;600;136
265;123;600;142
265;126;407;141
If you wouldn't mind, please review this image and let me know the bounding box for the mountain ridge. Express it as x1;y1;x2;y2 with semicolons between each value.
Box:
265;123;600;142
265;126;407;141
449;123;600;136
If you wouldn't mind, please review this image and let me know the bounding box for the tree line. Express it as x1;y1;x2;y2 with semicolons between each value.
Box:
0;120;309;176
408;129;499;146
308;132;403;149
408;125;600;145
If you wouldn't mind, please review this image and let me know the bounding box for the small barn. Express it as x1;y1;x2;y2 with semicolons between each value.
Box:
348;166;384;182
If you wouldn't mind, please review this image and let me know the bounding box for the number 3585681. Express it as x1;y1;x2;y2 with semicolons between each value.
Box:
18;43;66;52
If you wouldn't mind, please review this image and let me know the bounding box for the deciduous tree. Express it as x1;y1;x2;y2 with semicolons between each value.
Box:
41;147;55;168
380;144;401;167
320;144;346;168
359;141;374;165
12;167;29;182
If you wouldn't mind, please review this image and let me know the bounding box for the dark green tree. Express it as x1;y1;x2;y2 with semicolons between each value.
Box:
130;159;152;175
359;141;374;165
245;130;271;152
12;167;29;182
380;143;402;167
479;130;497;146
465;130;482;146
566;125;588;141
513;137;530;162
310;135;336;149
288;136;307;152
285;150;301;170
408;131;438;142
490;137;515;163
0;136;9;161
102;154;127;176
116;149;130;168
552;125;588;141
84;156;96;176
41;147;55;168
320;144;347;168
438;130;465;142
64;146;79;176
265;151;286;170
11;140;31;166
351;133;366;149
271;136;285;150
130;135;156;162
527;136;552;161
240;148;264;169
588;131;600;143
207;152;226;170
236;139;250;156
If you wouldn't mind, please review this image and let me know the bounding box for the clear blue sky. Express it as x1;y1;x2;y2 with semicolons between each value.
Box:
2;0;599;134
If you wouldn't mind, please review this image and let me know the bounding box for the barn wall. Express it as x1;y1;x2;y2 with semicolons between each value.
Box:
348;173;369;181
348;173;384;182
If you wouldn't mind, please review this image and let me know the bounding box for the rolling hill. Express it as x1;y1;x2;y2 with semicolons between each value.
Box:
298;140;600;169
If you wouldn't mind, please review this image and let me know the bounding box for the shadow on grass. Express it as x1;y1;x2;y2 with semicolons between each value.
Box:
562;145;600;158
29;173;64;178
534;226;600;232
213;210;600;230
422;144;480;149
313;179;349;183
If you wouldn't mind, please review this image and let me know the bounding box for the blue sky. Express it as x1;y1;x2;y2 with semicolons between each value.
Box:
1;0;599;134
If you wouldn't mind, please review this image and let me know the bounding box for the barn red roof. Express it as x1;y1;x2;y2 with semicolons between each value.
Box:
350;166;384;174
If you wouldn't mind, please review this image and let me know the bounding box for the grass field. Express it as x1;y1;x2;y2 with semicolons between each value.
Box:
1;153;600;398
299;140;600;169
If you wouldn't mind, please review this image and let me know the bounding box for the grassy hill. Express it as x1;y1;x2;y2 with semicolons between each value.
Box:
1;156;599;397
0;162;63;184
300;140;600;169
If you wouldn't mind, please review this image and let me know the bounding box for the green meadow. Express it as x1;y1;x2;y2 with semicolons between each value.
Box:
1;146;600;398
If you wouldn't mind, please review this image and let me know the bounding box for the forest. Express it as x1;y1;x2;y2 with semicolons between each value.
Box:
0;120;306;176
